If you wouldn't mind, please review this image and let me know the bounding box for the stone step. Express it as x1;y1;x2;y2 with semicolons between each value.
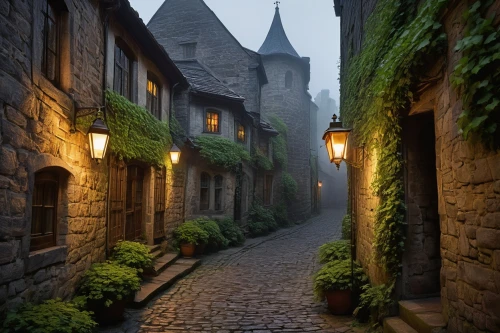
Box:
132;258;201;307
146;244;161;254
399;298;446;333
384;317;418;333
150;250;163;260
152;253;179;275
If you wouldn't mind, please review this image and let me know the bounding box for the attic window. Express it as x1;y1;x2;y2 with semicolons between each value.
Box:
182;43;197;59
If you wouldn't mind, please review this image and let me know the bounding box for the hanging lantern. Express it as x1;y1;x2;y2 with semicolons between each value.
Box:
88;112;110;162
318;181;323;188
170;144;181;164
322;114;351;170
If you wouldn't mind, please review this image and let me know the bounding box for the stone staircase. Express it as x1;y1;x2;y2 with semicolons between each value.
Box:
383;298;446;333
130;245;201;308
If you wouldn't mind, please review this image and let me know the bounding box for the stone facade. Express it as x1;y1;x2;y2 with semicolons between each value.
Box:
338;1;500;331
0;0;106;311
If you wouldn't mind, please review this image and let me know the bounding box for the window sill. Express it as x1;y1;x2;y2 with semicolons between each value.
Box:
26;245;67;274
202;131;221;135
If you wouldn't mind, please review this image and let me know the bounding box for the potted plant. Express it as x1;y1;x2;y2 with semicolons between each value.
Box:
318;240;350;264
111;240;154;276
78;261;141;324
1;299;96;333
173;221;209;258
313;259;354;315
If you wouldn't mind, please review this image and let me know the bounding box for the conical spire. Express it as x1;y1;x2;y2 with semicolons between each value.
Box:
258;5;300;58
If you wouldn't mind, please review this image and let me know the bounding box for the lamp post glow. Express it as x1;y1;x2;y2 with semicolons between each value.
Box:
88;113;110;162
318;181;322;188
170;144;181;164
322;114;351;170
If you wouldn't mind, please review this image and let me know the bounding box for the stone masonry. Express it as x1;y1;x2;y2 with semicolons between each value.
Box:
0;0;107;311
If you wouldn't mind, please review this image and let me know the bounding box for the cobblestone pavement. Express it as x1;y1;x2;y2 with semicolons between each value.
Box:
101;208;365;333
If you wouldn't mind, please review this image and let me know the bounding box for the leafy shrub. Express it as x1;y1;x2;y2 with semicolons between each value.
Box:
318;239;350;264
111;241;154;273
342;214;351;240
193;218;229;250
313;259;367;301
356;283;394;325
196;136;251;171
215;217;245;246
78;262;141;307
248;202;277;236
173;221;209;245
272;202;291;227
282;172;298;203
1;299;96;333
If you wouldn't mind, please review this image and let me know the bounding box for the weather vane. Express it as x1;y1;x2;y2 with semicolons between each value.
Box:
274;1;280;9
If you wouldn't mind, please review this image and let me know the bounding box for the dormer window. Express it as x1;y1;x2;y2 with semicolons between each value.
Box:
205;109;220;133
182;43;197;59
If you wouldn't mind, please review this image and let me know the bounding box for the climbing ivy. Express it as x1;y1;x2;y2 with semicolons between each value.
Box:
281;171;298;203
268;115;288;169
195;135;250;171
451;0;500;147
342;0;448;282
252;145;273;171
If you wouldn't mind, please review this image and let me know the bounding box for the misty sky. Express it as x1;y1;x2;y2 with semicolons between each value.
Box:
129;0;341;102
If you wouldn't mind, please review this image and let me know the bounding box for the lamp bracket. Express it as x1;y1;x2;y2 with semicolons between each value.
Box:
344;145;365;169
71;104;105;133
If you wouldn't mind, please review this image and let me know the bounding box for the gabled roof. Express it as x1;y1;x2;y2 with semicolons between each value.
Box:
175;60;245;102
258;6;300;58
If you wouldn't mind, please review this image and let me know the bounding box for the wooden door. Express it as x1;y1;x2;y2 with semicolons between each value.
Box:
125;165;144;241
109;159;126;249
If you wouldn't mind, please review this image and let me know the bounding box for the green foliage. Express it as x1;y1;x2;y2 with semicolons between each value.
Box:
173;221;209;245
248;201;277;236
193;218;229;250
195;135;251;171
268;115;288;168
170;115;186;147
342;214;351;240
272;202;291;227
252;145;274;170
356;283;395;326
318;240;350;264
105;90;173;166
451;0;500;147
313;259;366;300
111;241;154;273
281;172;298;203
215;217;245;247
78;262;141;307
1;299;96;333
342;0;448;282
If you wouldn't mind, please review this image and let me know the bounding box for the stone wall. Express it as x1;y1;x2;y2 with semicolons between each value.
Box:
0;0;106;312
261;55;312;221
165;166;186;242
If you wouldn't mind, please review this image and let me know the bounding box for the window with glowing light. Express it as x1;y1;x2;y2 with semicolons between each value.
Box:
237;123;245;143
146;75;160;119
205;110;220;133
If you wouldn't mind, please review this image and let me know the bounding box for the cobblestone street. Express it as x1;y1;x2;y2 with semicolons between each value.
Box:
101;208;361;333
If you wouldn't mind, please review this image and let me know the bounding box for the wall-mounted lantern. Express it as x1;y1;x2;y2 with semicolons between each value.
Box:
170;144;181;164
322;114;351;170
318;181;323;188
87;112;110;162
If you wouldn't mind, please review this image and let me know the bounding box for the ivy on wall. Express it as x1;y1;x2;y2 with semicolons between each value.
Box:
252;145;273;171
452;0;500;147
195;135;250;171
268;115;288;169
342;0;448;283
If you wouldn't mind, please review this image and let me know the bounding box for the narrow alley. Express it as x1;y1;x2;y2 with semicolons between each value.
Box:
101;208;357;333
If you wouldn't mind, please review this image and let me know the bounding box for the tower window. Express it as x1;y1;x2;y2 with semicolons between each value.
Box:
285;71;293;88
182;43;197;59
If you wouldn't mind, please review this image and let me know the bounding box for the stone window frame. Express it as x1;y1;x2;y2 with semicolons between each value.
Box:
113;39;136;101
204;108;221;134
146;72;162;120
285;70;293;89
32;0;73;97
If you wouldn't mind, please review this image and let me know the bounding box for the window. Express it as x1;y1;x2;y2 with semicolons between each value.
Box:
264;175;273;206
147;76;160;119
205;110;220;133
114;43;132;99
214;175;223;211
182;43;197;59
41;0;60;83
285;71;293;88
236;122;246;143
154;167;166;238
31;171;58;251
200;173;210;211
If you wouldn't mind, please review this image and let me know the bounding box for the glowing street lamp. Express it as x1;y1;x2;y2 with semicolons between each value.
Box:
170;144;181;164
318;181;322;188
322;114;351;170
88;112;110;162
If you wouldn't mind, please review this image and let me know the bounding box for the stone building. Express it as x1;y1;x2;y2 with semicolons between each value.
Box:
148;0;312;223
336;0;500;332
259;4;314;221
0;0;184;312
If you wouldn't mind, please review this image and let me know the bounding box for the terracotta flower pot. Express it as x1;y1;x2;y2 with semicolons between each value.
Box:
87;298;128;325
325;289;352;315
195;243;206;256
180;243;196;258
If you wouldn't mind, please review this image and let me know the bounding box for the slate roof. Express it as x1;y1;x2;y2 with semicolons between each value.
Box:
174;60;245;102
258;7;300;58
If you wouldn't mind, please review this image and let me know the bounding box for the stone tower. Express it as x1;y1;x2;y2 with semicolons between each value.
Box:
259;4;312;220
